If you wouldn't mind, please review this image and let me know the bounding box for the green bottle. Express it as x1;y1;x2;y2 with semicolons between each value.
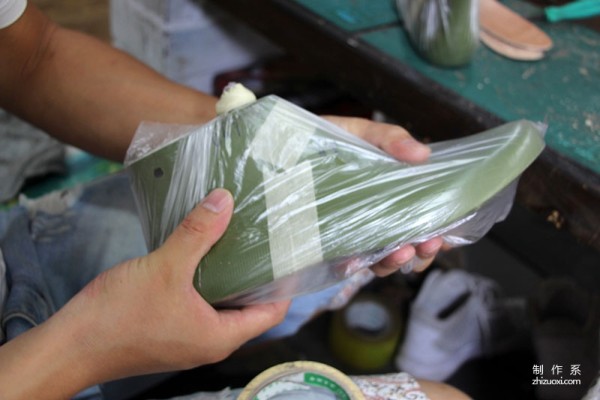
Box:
397;0;480;67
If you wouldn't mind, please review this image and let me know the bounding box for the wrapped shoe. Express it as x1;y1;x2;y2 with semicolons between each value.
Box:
126;84;544;306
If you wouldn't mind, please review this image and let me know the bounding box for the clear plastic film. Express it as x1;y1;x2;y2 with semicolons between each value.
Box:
125;89;545;307
397;0;480;67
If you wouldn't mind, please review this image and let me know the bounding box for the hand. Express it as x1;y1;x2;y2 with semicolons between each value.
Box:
69;189;289;378
0;189;289;399
323;116;445;277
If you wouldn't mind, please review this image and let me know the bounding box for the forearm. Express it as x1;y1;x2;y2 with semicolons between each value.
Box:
0;313;97;399
0;4;217;162
0;296;147;400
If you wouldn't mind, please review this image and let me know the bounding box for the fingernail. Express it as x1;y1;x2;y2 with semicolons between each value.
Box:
201;189;231;214
399;256;426;274
419;251;437;259
398;138;428;152
391;139;430;162
400;259;416;274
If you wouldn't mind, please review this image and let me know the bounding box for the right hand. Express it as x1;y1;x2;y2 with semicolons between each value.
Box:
57;188;290;387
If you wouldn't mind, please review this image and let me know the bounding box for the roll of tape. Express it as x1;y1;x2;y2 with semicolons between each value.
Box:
329;293;402;371
238;361;365;400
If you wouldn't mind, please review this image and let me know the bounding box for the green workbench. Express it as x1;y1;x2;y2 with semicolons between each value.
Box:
296;0;600;175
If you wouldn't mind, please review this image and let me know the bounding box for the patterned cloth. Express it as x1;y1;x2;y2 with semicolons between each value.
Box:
351;372;430;400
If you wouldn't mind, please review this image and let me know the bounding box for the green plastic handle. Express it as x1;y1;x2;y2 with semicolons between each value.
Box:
545;0;600;23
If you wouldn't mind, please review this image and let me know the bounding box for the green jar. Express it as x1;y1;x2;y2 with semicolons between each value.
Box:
397;0;480;67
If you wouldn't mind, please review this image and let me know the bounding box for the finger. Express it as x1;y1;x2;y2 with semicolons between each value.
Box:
412;255;435;273
371;245;416;277
366;123;430;164
386;137;431;164
371;238;443;277
441;242;453;251
217;300;291;344
155;189;234;272
324;116;430;163
415;237;444;260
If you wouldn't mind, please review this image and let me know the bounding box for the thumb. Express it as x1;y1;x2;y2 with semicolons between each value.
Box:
154;189;234;273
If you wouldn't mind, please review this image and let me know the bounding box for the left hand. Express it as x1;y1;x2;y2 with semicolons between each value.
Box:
323;116;445;277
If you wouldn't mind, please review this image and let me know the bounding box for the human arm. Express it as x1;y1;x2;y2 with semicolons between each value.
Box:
0;2;441;276
0;2;217;162
0;189;289;400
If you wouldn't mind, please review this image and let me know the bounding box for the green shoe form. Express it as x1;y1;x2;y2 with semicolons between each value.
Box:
126;92;544;306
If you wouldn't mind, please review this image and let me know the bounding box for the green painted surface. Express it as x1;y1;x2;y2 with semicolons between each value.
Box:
294;0;399;31
293;0;600;174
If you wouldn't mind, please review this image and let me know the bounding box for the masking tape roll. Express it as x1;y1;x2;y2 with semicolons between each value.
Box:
329;293;402;371
238;361;365;400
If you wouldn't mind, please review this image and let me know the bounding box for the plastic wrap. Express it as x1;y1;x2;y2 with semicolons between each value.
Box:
125;91;545;306
397;0;479;67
